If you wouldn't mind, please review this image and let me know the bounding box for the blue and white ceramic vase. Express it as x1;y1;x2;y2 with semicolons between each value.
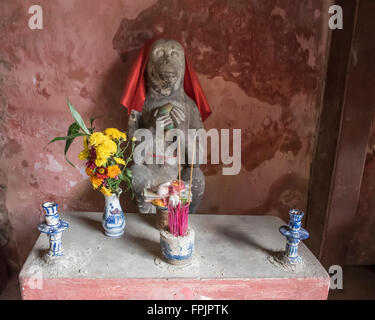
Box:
38;201;69;257
102;188;125;238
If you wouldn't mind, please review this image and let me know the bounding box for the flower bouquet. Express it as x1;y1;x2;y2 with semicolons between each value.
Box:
49;99;135;237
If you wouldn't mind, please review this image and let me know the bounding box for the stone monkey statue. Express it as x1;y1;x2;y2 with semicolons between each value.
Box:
127;39;207;214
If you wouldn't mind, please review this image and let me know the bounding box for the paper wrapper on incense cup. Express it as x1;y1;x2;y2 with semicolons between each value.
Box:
155;207;168;230
160;228;195;265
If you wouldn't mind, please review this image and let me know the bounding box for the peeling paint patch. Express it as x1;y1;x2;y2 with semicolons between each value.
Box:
271;7;286;19
80;167;89;179
67;67;90;82
113;0;327;107
29;181;39;189
296;34;317;69
69;181;77;187
35;154;63;172
2;139;22;159
314;9;321;19
45;154;63;172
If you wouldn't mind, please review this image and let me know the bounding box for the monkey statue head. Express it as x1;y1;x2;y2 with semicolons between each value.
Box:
146;39;185;96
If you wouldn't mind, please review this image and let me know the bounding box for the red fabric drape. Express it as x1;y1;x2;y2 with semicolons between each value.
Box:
120;38;211;121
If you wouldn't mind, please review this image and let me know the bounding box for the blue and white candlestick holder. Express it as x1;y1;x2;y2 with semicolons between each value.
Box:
279;209;309;264
38;202;69;257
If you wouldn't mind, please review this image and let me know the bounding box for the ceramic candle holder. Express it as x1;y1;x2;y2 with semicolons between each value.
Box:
279;209;309;264
38;202;69;257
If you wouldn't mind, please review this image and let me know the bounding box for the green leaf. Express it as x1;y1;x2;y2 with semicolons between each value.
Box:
64;139;75;156
64;122;81;155
88;118;95;134
67;98;90;135
90;117;95;128
48;133;86;144
65;157;76;168
67;122;81;136
125;168;132;179
48;136;71;143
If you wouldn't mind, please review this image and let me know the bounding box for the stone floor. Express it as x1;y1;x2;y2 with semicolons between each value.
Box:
1;265;374;300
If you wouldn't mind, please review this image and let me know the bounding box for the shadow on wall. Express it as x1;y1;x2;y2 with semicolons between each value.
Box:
246;173;309;223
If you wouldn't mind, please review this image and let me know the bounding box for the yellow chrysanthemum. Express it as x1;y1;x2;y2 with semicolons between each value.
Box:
100;186;112;197
89;132;109;147
83;136;88;149
79;136;90;160
95;157;107;167
79;149;89;160
90;176;103;189
104;128;127;141
107;165;121;179
96;140;117;160
113;157;126;165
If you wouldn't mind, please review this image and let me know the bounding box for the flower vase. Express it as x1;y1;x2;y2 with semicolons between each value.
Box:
102;189;125;238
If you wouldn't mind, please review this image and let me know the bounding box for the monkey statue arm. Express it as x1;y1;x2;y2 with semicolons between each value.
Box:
184;99;204;168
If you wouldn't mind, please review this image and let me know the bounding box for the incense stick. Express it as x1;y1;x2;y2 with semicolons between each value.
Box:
166;136;193;237
168;202;189;236
178;136;181;202
187;135;197;205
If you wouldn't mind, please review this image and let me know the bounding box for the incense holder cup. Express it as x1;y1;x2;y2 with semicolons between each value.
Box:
160;228;195;265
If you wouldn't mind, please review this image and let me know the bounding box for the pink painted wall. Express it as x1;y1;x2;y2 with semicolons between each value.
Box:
0;0;330;269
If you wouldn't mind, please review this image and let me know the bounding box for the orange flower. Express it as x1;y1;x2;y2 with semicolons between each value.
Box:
95;167;108;179
90;176;103;189
85;168;94;177
107;165;121;179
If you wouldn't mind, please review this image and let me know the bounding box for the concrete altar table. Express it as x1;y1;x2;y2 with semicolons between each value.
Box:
19;212;330;300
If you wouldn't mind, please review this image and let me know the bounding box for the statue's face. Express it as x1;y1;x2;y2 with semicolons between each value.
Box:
146;39;185;96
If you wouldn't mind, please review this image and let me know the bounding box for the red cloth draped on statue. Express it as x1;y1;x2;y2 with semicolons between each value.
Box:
120;38;212;121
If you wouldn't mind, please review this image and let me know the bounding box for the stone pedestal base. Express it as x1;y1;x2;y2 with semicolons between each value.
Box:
19;212;330;300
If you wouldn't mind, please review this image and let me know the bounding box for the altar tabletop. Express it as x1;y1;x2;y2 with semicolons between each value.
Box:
19;212;330;300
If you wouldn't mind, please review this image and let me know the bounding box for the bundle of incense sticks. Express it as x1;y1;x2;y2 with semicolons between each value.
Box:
167;136;196;237
168;202;190;236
